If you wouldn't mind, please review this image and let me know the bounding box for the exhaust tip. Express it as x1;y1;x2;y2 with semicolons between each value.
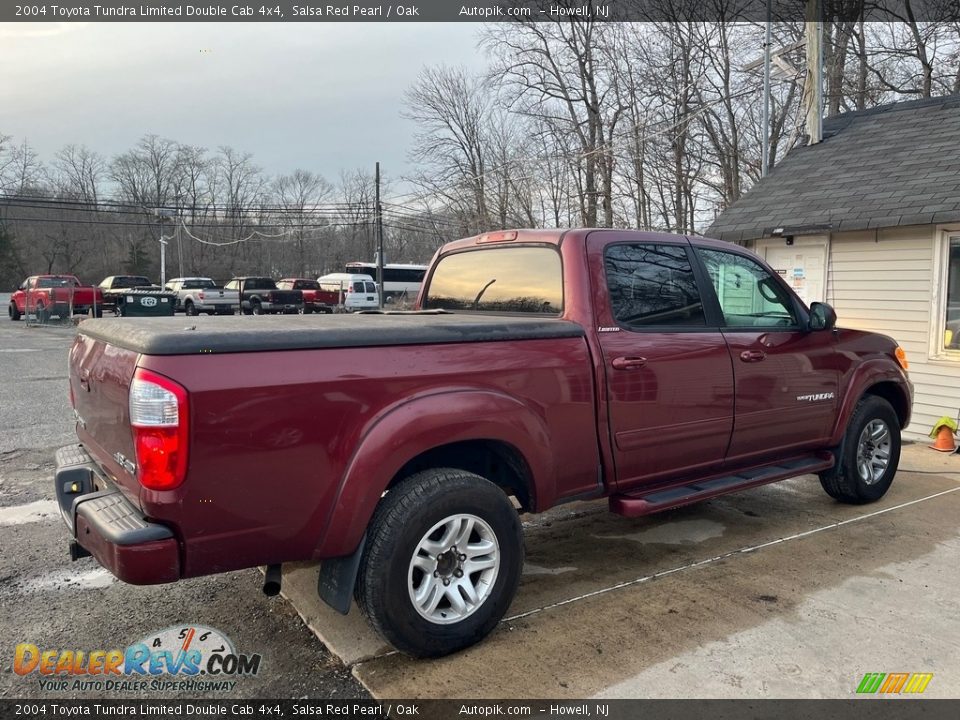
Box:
262;564;282;596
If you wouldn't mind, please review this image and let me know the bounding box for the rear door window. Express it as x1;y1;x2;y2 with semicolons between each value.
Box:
604;244;706;328
364;281;377;294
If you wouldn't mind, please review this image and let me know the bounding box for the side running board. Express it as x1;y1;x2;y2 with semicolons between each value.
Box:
609;453;835;518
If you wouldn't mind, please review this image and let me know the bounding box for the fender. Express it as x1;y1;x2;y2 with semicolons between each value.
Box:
314;388;556;558
828;358;912;446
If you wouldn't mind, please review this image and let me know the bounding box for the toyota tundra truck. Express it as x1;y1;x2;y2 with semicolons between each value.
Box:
55;229;912;657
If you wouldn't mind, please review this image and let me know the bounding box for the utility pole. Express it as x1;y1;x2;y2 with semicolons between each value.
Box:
761;0;772;176
375;162;384;309
804;0;824;144
153;207;177;285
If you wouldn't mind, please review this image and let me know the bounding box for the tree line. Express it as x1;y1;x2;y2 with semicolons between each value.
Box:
2;16;959;290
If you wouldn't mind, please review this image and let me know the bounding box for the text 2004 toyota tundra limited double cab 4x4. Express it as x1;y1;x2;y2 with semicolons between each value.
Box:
55;229;912;657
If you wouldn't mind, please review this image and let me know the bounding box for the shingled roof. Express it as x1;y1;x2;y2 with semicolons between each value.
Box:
705;95;960;243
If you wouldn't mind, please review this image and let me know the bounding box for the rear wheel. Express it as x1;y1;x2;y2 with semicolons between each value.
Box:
9;303;20;321
185;301;198;316
35;302;48;323
251;301;263;315
819;395;901;504
355;468;523;658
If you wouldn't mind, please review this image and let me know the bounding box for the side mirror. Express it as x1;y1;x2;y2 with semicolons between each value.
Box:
808;302;837;331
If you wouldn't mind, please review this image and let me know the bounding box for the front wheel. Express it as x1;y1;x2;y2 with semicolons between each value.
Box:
9;303;20;321
355;468;523;658
819;395;901;504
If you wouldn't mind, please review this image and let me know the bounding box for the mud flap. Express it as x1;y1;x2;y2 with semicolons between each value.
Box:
317;534;366;615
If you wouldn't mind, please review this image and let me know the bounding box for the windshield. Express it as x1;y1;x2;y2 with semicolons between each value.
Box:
423;246;563;314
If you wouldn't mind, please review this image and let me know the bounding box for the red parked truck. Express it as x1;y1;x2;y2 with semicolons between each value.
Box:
9;275;103;321
55;229;912;657
276;278;335;314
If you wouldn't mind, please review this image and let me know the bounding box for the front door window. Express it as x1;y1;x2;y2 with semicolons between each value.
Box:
697;248;798;329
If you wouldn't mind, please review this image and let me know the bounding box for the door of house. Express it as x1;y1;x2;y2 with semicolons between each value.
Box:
765;243;826;306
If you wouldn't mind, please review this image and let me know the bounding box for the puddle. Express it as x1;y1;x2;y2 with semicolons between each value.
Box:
597;518;726;545
523;563;577;576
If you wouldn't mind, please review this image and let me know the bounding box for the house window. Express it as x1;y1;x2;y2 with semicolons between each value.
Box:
944;237;960;352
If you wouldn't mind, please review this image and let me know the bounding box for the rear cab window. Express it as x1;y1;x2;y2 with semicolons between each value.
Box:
422;246;563;314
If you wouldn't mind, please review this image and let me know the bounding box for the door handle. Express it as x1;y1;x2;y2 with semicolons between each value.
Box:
740;350;767;362
612;356;647;370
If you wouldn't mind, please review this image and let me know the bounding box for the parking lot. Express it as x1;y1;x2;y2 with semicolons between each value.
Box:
1;314;959;700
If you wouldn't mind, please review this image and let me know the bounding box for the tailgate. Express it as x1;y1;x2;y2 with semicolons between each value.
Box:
69;333;142;508
205;289;233;303
274;290;301;304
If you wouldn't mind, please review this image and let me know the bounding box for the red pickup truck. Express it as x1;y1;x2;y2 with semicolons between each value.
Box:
55;229;912;657
9;275;103;321
276;278;335;314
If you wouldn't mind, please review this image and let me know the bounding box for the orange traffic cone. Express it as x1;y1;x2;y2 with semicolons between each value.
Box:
930;425;958;452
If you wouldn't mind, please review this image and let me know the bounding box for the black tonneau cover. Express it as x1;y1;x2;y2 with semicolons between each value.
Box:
78;312;585;355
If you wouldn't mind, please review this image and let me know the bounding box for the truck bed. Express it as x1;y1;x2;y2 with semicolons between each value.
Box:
77;312;585;355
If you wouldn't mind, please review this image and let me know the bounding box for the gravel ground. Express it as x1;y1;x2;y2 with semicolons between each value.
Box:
0;319;368;700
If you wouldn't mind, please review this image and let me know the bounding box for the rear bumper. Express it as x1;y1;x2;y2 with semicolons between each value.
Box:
262;301;303;313
54;445;180;584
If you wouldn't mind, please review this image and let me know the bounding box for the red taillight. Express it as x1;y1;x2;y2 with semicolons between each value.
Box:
197;291;205;301
129;368;188;491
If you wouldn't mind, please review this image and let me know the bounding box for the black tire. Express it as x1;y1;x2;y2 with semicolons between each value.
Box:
355;468;523;658
185;301;198;316
35;302;48;323
251;301;263;316
9;303;20;321
819;395;901;504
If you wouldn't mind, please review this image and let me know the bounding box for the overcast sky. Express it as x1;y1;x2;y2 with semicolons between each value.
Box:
0;22;487;187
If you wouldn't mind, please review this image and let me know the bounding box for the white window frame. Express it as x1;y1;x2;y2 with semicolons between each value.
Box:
930;230;960;361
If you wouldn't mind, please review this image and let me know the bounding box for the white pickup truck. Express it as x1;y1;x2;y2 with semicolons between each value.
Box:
164;277;238;316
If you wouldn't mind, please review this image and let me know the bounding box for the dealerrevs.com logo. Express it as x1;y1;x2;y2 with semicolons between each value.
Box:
14;625;262;693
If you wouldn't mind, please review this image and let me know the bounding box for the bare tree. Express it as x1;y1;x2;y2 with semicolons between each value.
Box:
484;12;623;227
274;169;334;276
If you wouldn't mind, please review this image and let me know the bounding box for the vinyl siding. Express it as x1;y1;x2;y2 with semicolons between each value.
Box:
827;227;960;441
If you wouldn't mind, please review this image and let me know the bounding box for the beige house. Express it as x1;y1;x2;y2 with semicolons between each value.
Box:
706;96;960;441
